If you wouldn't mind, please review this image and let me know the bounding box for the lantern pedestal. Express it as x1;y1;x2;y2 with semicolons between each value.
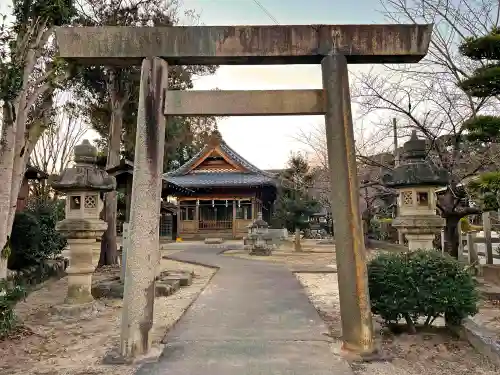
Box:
392;215;445;251
405;234;436;252
56;220;108;304
55;206;108;306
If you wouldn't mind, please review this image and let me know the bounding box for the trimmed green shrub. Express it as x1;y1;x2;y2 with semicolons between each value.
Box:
25;199;66;260
8;211;41;270
8;199;66;271
367;250;479;332
0;282;26;338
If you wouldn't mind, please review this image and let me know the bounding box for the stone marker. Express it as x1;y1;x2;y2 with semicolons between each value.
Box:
120;222;129;281
51;140;116;307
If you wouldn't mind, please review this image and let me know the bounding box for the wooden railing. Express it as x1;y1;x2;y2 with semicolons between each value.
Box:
198;220;232;230
442;212;500;267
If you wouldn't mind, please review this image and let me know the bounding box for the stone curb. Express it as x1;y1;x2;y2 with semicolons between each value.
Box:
449;318;500;367
162;255;220;269
291;268;338;274
105;258;220;368
480;289;500;302
159;269;219;345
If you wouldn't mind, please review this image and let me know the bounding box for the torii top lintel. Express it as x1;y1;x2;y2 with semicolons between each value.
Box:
55;24;432;65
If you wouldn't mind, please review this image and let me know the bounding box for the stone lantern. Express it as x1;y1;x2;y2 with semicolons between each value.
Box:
51;140;116;305
245;212;273;255
382;131;448;251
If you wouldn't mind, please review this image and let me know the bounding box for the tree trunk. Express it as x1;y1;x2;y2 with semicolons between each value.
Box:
443;215;461;258
0;36;56;278
98;87;123;267
6;90;54;241
99;190;119;266
0;104;16;279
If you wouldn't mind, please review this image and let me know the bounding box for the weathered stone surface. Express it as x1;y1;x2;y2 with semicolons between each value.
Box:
55;24;433;65
165;89;325;116
481;264;500;286
157;270;193;287
120;57;168;358
102;348;134;365
155;283;171;297
155;280;180;297
66;283;94;304
92;279;124;299
449;318;500;368
391;215;445;232
50;301;100;319
93;274;185;299
322;53;374;354
167;274;191;287
51;140;116;192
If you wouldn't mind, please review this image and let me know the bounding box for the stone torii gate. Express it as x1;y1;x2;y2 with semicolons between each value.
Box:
55;24;432;359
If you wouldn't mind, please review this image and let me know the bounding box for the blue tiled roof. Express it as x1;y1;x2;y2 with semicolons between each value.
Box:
165;172;276;188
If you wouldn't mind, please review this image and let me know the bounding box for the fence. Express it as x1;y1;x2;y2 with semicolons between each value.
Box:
117;213;174;240
442;212;500;267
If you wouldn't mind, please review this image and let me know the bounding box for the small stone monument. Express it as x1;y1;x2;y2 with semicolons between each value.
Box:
51;140;116;308
246;212;273;256
120;222;129;281
382;131;448;251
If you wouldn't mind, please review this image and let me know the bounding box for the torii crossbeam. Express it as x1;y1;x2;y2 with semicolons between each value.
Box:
55;24;432;360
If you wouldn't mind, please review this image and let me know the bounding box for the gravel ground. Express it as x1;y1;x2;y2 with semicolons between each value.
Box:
223;248;336;268
296;273;499;375
0;258;216;375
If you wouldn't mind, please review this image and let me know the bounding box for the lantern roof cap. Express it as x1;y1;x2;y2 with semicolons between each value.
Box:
382;131;449;188
51;140;116;192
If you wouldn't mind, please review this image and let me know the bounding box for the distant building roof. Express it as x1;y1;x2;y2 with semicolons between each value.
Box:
164;130;277;189
106;158;193;195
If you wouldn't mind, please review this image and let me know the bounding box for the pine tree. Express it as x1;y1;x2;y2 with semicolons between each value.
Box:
272;154;319;232
459;27;500;141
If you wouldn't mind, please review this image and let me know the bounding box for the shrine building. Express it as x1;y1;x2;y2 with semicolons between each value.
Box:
163;131;278;240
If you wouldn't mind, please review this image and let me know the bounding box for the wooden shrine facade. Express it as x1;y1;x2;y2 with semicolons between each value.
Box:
164;131;278;240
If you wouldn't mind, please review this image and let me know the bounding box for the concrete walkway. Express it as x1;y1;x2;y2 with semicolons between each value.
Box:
136;245;353;375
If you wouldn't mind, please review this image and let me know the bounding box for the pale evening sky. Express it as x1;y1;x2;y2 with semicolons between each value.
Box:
180;0;384;169
0;0;387;169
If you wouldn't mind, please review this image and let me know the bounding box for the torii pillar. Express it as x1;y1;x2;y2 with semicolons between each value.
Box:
54;24;433;359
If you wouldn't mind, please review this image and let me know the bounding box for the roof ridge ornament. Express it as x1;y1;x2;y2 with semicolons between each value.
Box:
208;129;223;147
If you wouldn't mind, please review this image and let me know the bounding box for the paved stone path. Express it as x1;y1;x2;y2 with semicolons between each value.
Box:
136;245;353;375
